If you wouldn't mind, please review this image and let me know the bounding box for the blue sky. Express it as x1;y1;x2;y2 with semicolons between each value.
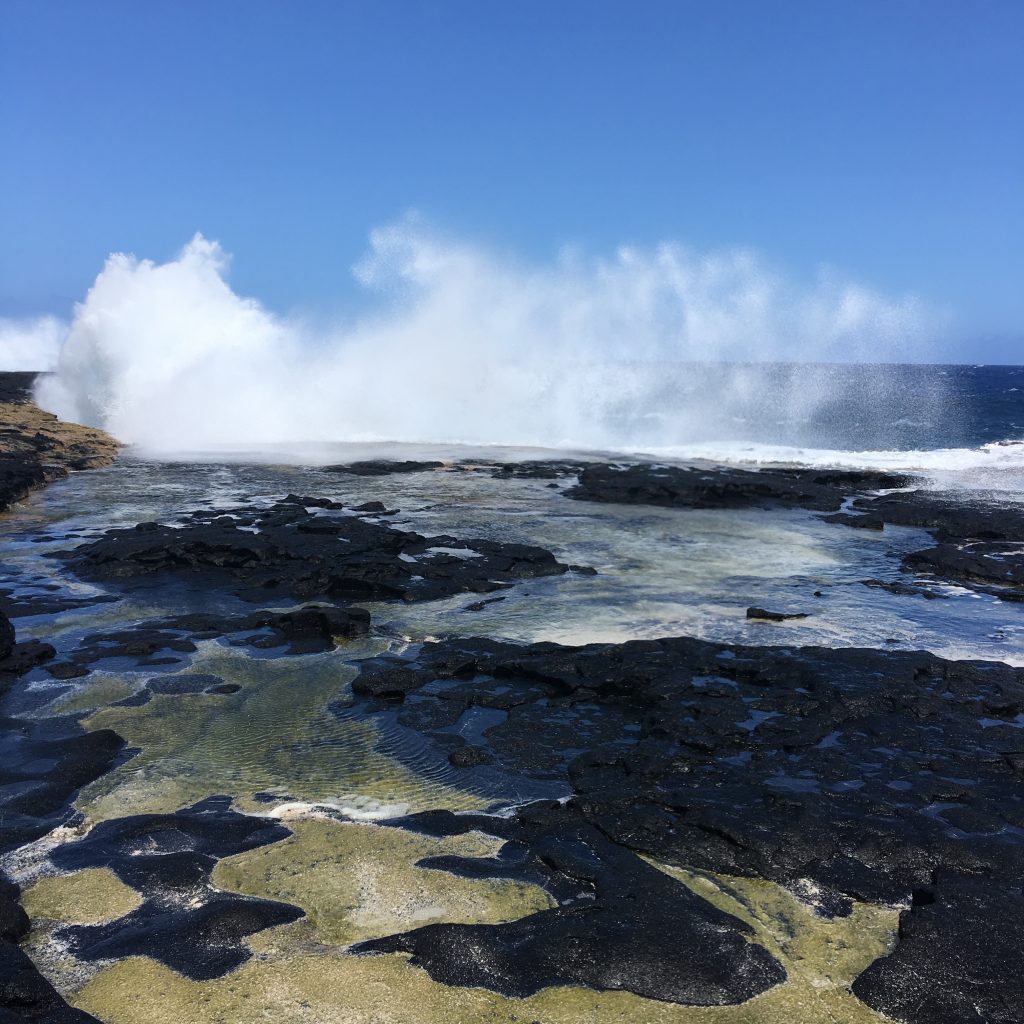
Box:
1;0;1021;360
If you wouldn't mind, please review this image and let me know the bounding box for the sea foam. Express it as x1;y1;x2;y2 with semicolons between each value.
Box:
35;221;934;453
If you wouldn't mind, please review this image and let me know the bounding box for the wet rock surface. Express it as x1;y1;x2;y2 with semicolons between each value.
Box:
324;459;445;476
41;604;374;681
0;459;53;519
0;612;119;1023
0;589;119;620
566;463;914;511
1;614;125;859
59;497;573;604
0;941;101;1022
745;606;809;621
859;578;948;600
0;719;125;856
474;460;596;480
851;875;1024;1024
50;797;303;980
358;801;786;1005
842;490;1024;600
0;614;14;663
350;634;1024;1019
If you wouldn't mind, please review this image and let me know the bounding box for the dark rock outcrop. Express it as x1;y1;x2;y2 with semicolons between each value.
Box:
0;941;101;1021
347;634;1024;1018
0;614;13;662
566;463;914;512
59;499;574;604
358;801;786;1005
0;609;117;1023
0;719;125;857
52;604;374;680
745;606;809;621
0;459;52;519
852;876;1024;1024
840;491;1024;600
51;797;303;981
323;460;444;476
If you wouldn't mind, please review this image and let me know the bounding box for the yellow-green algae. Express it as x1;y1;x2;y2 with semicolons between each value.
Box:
48;672;138;716
46;600;900;1021
72;847;899;1024
212;817;553;946
22;868;143;925
74;641;488;822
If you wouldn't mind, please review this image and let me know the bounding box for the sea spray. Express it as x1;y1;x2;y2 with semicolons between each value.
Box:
0;315;65;372
36;221;933;452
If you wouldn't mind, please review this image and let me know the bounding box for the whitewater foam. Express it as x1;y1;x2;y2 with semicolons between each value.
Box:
34;222;935;453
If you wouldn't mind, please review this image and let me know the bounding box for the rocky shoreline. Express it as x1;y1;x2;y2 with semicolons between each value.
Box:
0;374;119;517
0;381;1022;1022
0;373;122;1023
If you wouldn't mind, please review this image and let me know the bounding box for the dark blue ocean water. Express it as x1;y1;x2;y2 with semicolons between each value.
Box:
799;363;1024;450
642;363;1024;452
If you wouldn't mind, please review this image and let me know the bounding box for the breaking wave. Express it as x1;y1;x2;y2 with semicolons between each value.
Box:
34;222;938;454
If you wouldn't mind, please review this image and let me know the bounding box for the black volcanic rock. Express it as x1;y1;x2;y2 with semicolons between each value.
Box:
0;943;101;1021
323;460;444;476
0;614;13;662
860;579;947;600
0;615;125;854
852;876;1024;1024
745;606;809;621
347;634;1024;1016
848;491;1024;541
836;490;1024;600
0;615;57;695
58;500;572;604
56;604;374;679
358;802;785;1005
0;720;125;856
0;457;55;518
0;587;118;619
820;511;885;530
482;460;596;480
566;463;913;512
52;797;303;981
0;610;117;1024
904;540;1024;593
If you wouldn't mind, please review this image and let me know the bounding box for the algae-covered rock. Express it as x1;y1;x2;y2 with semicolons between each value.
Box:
212;817;552;947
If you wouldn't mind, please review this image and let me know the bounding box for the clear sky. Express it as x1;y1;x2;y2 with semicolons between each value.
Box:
1;0;1021;360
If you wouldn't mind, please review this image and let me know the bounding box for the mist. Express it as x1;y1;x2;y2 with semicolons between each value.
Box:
0;316;65;372
34;222;934;453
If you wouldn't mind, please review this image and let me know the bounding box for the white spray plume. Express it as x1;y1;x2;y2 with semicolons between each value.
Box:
0;316;66;372
36;222;934;452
